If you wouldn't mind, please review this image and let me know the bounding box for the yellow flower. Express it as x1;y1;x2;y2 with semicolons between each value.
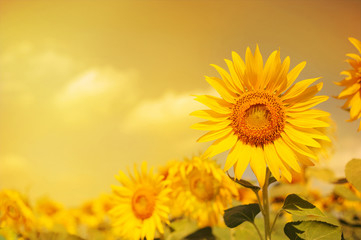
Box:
110;162;171;240
191;46;330;186
0;190;35;237
168;156;238;227
335;37;361;132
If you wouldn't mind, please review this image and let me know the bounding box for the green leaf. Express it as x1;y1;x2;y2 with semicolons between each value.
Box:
184;227;215;240
334;185;361;201
282;194;324;217
345;158;361;193
223;203;260;228
227;172;261;192
284;221;342;240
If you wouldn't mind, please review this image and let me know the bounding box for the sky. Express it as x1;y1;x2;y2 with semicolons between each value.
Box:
1;0;361;206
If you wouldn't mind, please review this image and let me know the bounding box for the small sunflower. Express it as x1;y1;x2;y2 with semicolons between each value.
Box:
110;162;171;240
0;190;35;237
168;156;237;227
191;46;331;186
335;37;361;132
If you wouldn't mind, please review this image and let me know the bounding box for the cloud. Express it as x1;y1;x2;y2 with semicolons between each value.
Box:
55;67;139;124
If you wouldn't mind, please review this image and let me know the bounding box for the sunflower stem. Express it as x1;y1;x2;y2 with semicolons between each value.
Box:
251;222;264;240
270;210;281;234
262;168;271;240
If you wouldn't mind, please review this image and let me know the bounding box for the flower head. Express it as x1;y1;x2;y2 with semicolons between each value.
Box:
168;156;237;227
191;46;330;186
0;190;35;237
335;37;361;131
110;162;171;240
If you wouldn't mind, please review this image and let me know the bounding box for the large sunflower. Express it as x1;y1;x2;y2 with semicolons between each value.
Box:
191;46;331;186
168;156;237;227
109;162;171;240
335;37;361;132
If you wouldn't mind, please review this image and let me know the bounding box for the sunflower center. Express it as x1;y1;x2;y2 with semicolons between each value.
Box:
131;187;156;220
231;91;285;147
6;204;21;220
189;172;219;201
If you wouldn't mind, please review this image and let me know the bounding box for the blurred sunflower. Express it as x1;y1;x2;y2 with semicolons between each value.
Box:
0;190;35;237
110;162;171;240
335;37;361;132
191;46;330;186
168;156;237;227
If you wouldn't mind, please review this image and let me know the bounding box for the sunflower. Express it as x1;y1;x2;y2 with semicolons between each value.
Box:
335;37;361;132
109;162;171;240
191;46;331;186
0;190;35;237
168;156;237;227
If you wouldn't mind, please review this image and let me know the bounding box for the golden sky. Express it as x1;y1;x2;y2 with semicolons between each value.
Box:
1;0;361;206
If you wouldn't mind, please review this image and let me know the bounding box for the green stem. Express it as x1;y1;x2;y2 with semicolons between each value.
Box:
270;210;281;234
251;222;264;240
262;168;271;240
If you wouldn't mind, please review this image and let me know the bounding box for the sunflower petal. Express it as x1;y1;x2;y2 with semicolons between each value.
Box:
287;118;330;128
283;124;321;148
191;120;232;131
281;132;317;160
205;76;237;103
210;64;238;92
224;141;251;172
190;110;229;121
203;132;238;158
197;127;233;142
337;83;360;99
282;77;321;100
349;37;361;54
250;146;266;187
290;96;328;112
286;61;306;90
274;138;301;173
194;95;232;114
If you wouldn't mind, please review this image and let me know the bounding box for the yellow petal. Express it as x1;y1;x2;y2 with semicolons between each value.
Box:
286;61;306;90
263;143;281;181
285;82;323;104
197;127;233;142
338;83;360;99
225;59;244;92
287;118;330;128
224;141;251;172
253;45;264;90
203;132;238;158
292;126;331;142
194;95;232;114
205;76;237;103
349;37;361;54
280;132;317;160
263;50;278;87
286;109;330;118
274;138;301;173
250;146;266;187
191;120;232;131
274;56;290;94
346;53;361;62
190;110;229;121
283;124;321;148
350;91;361;120
290;96;328;112
282;77;321;100
210;64;238;92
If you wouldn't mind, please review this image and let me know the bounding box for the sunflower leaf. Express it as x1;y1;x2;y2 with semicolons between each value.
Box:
227;172;261;192
282;194;324;217
223;203;261;228
345;158;361;193
284;221;342;240
184;227;215;240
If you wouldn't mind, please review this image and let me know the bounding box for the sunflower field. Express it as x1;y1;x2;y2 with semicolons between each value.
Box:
1;1;361;240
